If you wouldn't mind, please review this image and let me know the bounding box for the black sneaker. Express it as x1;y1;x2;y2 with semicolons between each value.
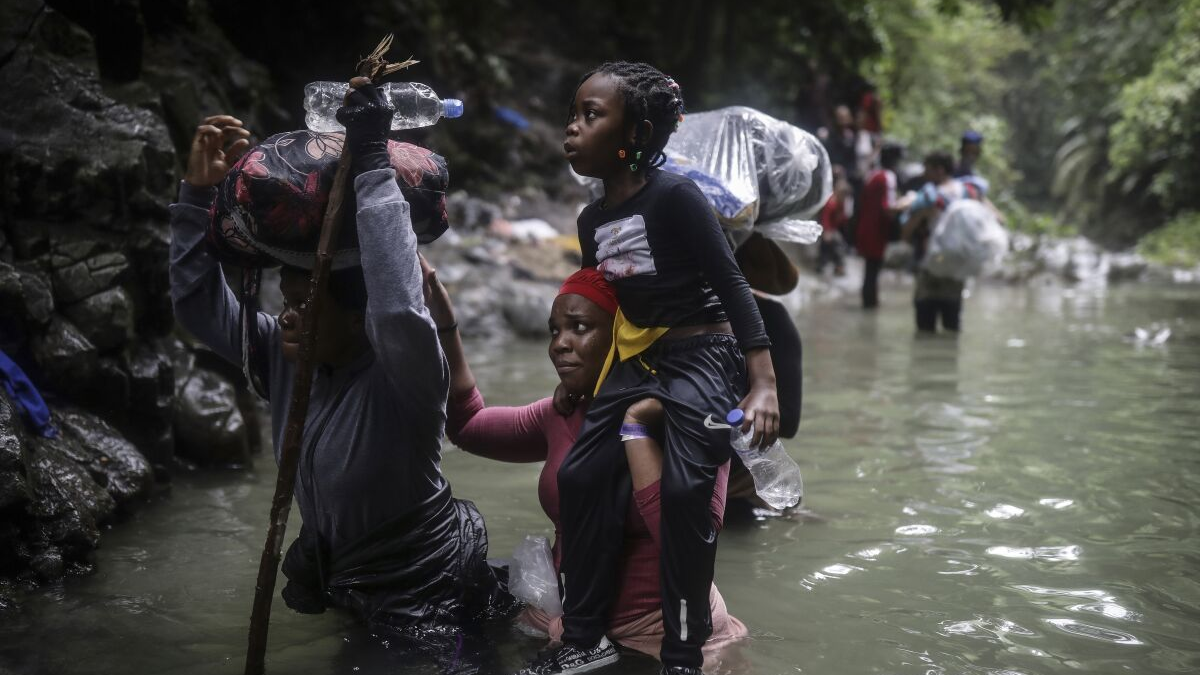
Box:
514;636;619;674
661;668;705;675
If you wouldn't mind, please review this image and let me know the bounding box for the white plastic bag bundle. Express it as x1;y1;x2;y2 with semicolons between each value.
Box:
509;535;562;617
663;106;830;243
923;200;1009;280
572;106;830;244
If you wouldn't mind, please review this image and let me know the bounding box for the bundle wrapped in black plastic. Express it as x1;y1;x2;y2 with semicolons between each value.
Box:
575;106;831;244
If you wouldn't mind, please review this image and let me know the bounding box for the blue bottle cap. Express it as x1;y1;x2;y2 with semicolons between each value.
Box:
443;99;464;119
725;408;744;425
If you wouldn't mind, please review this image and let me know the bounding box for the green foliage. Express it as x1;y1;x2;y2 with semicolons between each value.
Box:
997;196;1077;238
869;0;1195;250
867;0;1027;199
1138;212;1200;267
1012;0;1194;246
1108;0;1200;212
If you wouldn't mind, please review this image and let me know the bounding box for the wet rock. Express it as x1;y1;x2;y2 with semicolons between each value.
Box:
0;392;30;512
1033;238;1070;278
126;221;173;336
25;432;117;557
123;346;176;469
1062;238;1107;283
446;283;510;339
50;251;130;304
126;344;175;423
83;356;132;420
54;407;153;504
29;548;64;583
61;286;135;352
500;280;558;339
5;222;52;260
173;368;250;465
0;47;174;232
1107;251;1148;282
446;191;503;231
0;579;17;613
0;262;55;326
31;317;96;393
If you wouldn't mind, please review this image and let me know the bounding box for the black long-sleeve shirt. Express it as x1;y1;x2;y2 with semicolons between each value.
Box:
578;169;769;351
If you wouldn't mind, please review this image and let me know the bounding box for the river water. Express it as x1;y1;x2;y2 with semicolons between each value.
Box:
4;281;1199;675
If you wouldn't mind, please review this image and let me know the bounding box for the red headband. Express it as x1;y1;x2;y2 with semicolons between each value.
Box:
558;267;618;316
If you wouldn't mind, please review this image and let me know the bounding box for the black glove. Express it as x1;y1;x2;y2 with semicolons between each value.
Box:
335;82;393;175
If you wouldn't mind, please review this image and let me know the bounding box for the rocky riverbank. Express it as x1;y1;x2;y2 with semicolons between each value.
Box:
0;0;281;597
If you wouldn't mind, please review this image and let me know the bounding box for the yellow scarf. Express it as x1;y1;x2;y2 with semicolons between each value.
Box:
594;308;670;396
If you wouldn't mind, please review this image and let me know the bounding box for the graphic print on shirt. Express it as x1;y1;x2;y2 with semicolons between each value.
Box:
594;215;657;281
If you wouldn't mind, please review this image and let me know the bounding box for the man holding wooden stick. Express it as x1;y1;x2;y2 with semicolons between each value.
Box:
169;82;507;658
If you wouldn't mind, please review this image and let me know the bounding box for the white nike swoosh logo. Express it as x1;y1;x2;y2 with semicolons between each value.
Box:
703;414;731;430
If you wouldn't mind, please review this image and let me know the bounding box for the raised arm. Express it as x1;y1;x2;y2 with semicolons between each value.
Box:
420;255;476;399
338;80;448;412
170;117;275;375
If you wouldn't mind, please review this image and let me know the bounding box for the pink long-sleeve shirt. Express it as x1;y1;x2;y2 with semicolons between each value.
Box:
446;387;729;627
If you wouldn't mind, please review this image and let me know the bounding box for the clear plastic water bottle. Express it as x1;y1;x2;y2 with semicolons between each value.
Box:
726;408;803;510
303;81;464;133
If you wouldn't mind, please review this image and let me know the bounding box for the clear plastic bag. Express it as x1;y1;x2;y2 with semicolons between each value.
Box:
508;535;562;617
923;200;1009;280
573;106;831;244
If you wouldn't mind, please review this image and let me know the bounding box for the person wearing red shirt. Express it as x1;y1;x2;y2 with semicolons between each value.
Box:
855;143;905;308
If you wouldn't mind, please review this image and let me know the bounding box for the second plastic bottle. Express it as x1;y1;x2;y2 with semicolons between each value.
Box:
726;408;803;510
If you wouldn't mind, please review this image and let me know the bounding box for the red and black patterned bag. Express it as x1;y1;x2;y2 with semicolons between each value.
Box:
207;130;449;270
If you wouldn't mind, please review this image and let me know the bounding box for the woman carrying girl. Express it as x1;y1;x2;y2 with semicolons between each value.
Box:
422;263;747;663
521;62;780;675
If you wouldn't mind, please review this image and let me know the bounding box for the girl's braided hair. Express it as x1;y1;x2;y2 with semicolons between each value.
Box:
574;61;686;170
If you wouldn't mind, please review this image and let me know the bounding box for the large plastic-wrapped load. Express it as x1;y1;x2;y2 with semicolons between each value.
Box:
665;106;830;244
574;107;831;244
923;199;1009;280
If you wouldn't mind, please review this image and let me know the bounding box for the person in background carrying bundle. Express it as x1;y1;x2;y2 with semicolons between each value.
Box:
522;61;777;675
900;150;981;333
169;89;508;670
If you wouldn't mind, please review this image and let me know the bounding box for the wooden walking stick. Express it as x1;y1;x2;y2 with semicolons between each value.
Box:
243;34;418;675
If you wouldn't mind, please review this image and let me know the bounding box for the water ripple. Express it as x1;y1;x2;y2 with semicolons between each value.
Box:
1011;585;1115;602
1044;618;1145;645
985;504;1026;519
939;616;1037;640
896;524;940;536
986;545;1081;561
1069;602;1142;621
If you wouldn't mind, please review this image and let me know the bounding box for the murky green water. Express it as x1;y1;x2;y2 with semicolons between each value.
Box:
4;282;1199;675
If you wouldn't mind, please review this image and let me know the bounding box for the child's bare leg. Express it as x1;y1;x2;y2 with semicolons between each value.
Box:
622;398;664;491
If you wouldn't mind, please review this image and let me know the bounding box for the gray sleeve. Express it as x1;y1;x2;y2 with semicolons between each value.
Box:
168;182;277;374
352;168;449;413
